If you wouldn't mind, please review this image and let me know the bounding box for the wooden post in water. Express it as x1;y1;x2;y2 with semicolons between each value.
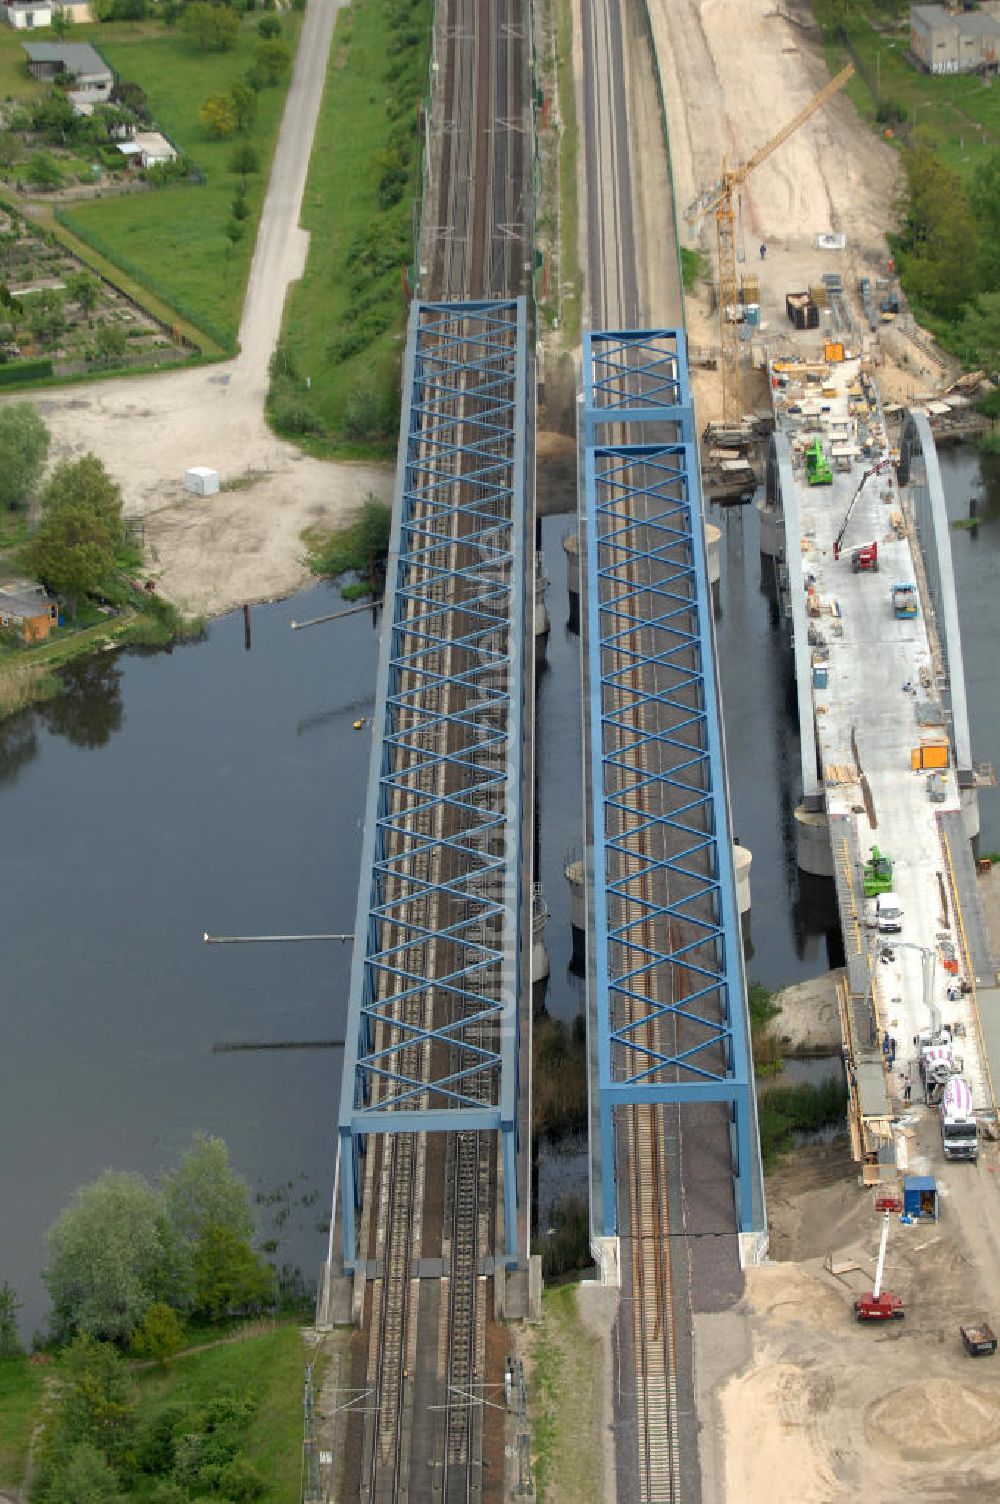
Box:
243;603;251;652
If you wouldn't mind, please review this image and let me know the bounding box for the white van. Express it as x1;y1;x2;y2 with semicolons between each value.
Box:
875;891;903;933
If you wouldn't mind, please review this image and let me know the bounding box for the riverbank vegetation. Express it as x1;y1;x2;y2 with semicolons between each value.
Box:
302;496;391;599
268;0;432;454
815;0;1000;372
757;1077;848;1168
534;1014;588;1139
12;1323;315;1503
0;1134;315;1500
0;408;201;720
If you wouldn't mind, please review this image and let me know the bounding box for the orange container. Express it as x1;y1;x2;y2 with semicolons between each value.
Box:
911;744;949;771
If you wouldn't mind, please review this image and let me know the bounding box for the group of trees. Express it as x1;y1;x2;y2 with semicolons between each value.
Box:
895;140;1000;373
42;1135;275;1348
29;1335;268;1502
198;35;291;142
25;454;125;618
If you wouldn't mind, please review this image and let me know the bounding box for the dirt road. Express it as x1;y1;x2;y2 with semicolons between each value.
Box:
26;0;392;620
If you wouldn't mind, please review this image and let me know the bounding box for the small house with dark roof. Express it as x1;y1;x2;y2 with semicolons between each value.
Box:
23;40;112;95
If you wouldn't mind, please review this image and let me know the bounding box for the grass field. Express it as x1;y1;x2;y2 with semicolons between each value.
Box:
130;1324;317;1502
528;1284;606;1503
0;1359;45;1491
60;16;301;349
816;0;1000;183
0;25;45;106
269;0;431;456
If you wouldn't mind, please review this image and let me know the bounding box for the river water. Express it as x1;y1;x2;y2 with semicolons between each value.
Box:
5;454;999;1336
1;585;379;1337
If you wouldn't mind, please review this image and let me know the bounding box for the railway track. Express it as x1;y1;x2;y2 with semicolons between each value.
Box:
347;2;532;1495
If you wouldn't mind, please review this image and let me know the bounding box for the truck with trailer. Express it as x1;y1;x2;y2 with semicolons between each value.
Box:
940;1075;978;1160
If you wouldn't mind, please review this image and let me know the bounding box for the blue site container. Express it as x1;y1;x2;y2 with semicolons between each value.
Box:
813;665;828;689
903;1175;938;1221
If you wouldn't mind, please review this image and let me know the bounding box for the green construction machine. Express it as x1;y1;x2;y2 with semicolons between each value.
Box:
863;846;894;898
805;439;833;486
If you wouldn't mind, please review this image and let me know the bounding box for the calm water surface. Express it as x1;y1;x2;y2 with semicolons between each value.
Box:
1;584;379;1336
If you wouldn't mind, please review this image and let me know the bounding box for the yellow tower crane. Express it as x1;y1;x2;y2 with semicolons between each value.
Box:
685;63;855;421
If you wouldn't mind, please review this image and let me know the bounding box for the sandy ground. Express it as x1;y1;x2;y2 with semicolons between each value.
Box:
646;0;955;427
17;0;392;620
770;969;846;1056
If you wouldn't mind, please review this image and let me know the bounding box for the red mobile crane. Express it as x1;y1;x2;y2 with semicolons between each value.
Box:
832;456;894;568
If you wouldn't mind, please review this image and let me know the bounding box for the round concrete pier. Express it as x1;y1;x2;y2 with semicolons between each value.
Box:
563;530;580;633
794;804;835;878
531;891;550;985
733;843;751;915
757;499;782;558
535;562;550;667
704;522;721;587
565;857;586;970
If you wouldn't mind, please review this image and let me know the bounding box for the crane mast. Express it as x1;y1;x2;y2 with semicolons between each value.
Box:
685;63;855;420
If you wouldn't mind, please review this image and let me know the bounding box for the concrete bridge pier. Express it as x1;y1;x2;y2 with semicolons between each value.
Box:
705;521;721;606
794;804;835;878
757;497;782;558
535;556;550;666
733;842;751;914
563;529;580;634
531;885;550;988
565;857;586;971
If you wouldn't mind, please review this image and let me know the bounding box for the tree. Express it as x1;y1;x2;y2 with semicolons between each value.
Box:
230;78;257;132
66;272;100;317
25;506;115;619
56;1337;136;1453
199;93;238;139
162;1134;255;1247
955;291;1000;374
25;149;61;190
27;288;66;347
225;216;245;249
42;454;124;540
0;402;49;511
39;1441;123;1504
253;37;291;84
896;142;979;318
191;1225;273;1319
95;323;127;364
218;1456;266;1501
0;1281;23;1358
232;188;249;221
183;1;239;49
228;142;260;179
130;1302;184;1365
42;1170;168;1339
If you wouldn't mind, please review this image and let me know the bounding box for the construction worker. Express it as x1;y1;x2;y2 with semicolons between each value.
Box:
759;243;767;260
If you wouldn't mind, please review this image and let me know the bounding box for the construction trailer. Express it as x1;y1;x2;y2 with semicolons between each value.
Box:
903;1175;939;1221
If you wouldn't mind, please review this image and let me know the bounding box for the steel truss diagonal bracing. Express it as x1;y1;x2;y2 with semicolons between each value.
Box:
338;299;527;1268
583;329;762;1236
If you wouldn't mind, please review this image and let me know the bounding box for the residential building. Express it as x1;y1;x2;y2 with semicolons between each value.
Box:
117;130;178;170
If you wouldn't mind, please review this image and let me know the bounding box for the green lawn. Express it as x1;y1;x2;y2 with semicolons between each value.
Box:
62;16;301;350
0;1359;45;1491
529;1285;606;1504
0;24;46;106
130;1324;317;1503
816;1;1000;182
269;0;431;455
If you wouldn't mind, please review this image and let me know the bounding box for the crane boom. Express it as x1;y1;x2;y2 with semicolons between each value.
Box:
832;455;892;559
684;63;855;420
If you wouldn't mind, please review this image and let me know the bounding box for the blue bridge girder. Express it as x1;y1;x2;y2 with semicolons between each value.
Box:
582;328;762;1238
338;298;528;1270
